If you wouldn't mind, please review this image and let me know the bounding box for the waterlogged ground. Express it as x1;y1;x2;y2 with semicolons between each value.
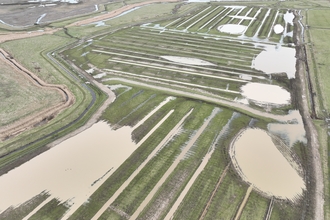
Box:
230;128;306;201
0;121;136;216
0;2;311;220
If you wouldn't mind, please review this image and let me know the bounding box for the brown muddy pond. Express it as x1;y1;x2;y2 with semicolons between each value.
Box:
229;128;305;201
0;121;136;216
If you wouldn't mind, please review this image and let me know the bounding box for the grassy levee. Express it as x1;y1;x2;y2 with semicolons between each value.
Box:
172;113;251;219
0;193;50;220
28;198;68;220
100;102;215;218
136;108;234;219
68;98;197;219
239;191;269;220
0;34;107;173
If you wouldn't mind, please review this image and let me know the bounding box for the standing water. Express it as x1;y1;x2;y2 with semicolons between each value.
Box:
229;128;305;201
0;122;136;217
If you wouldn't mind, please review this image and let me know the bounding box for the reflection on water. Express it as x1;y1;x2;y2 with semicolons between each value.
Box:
240;82;291;106
268;110;307;147
0;122;136;216
230;128;305;201
252;45;296;79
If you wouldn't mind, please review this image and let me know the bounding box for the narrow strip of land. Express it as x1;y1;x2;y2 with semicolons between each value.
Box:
91;109;193;220
234;185;253;220
129;108;219;219
199;162;231;220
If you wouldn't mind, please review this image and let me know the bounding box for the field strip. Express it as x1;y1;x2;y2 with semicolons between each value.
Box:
132;96;175;130
164;17;182;28
163;108;224;220
137;29;263;51
93;49;262;78
109;205;130;219
208;7;235;30
68;0;180;26
228;7;245;23
103;77;294;122
199;162;231;220
0;49;74;141
129;108;219;220
106;59;248;83
115;94;156;126
198;7;227;30
140;29;265;50
176;6;211;28
91;109;193;220
265;197;274;220
238;8;254;25
254;8;271;38
242;8;262;35
21;196;54;220
103;38;251;65
103;69;241;94
119;34;256;59
267;10;279;38
185;6;221;30
233;185;253;220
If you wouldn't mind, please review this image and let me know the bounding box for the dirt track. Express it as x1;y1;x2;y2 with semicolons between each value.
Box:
0;49;74;141
0;28;60;43
67;0;181;27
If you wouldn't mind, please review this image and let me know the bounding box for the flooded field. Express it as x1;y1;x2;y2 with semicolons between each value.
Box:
0;121;136;216
0;2;313;219
229;128;305;201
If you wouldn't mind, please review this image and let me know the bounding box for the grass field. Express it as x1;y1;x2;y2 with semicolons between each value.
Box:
0;57;62;127
0;1;322;219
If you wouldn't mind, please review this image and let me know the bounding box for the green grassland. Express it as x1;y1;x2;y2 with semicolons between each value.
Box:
0;58;62;127
305;8;330;219
0;1;323;219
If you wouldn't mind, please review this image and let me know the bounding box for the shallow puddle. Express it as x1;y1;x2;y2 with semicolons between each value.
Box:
160;56;216;66
274;24;284;34
252;45;296;79
218;24;247;35
240;82;291;105
230;128;305;201
0;122;136;216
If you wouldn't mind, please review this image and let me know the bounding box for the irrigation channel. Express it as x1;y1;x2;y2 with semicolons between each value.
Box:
0;4;317;220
